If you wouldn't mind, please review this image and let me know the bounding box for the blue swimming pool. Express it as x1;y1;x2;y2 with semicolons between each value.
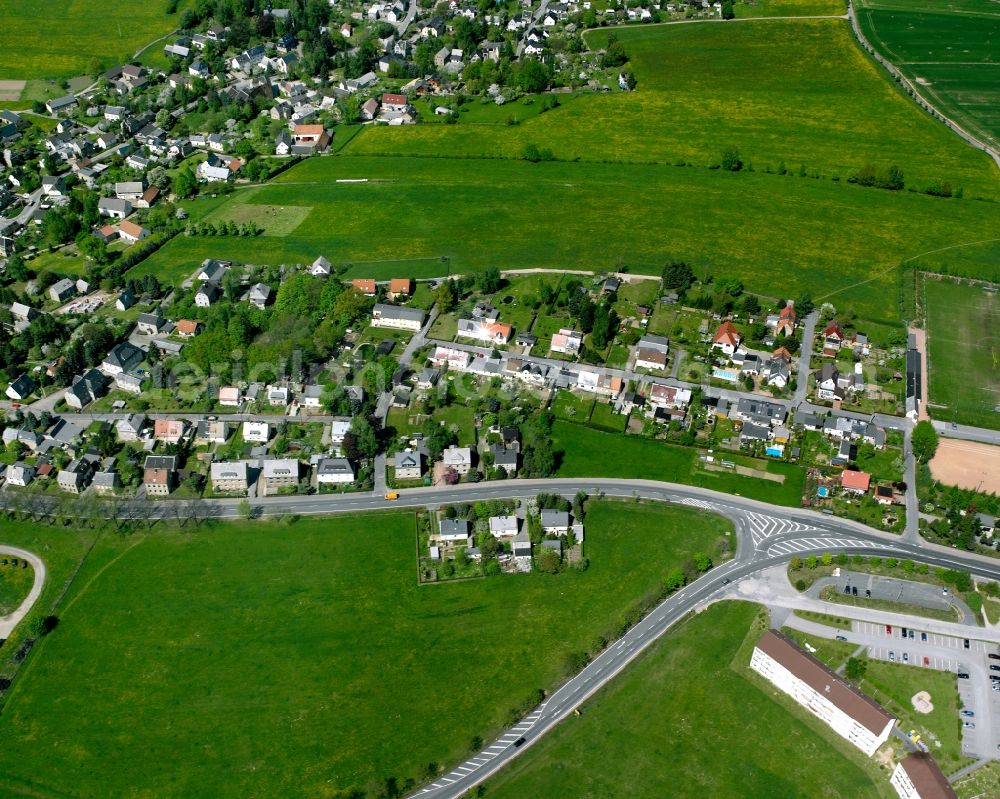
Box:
817;486;830;498
713;369;738;382
766;446;783;457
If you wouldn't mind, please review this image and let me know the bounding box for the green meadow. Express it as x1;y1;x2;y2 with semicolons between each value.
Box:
486;601;885;799
856;0;1000;148
348;20;999;200
0;503;730;798
0;0;185;81
923;277;1000;428
136;155;997;324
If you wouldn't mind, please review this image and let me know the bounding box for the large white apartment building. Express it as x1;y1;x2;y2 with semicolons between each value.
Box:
750;630;896;757
890;754;956;799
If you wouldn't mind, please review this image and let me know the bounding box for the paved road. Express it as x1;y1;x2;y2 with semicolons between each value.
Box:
0;546;46;640
792;310;819;405
805;571;977;625
395;0;418;36
936;421;1000;446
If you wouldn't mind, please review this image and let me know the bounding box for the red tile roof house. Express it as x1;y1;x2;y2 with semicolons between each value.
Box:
381;93;409;113
823;320;846;354
351;279;377;296
841;469;871;495
292;124;330;151
387;278;413;299
118;219;150;244
775;302;797;336
712;321;742;356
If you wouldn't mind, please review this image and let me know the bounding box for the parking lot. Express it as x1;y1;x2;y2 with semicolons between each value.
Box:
855;620;1000;759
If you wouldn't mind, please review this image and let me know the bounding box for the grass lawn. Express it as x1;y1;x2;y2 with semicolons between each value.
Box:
780;627;860;670
349;20;999;201
0;559;34;617
552;420;806;506
131;154;998;325
203;201;313;236
793;609;853;629
0;503;729;798
486;601;885;799
0;0;187;81
736;0;847;16
550;390;595;423
956;759;1000;798
923;277;1000;429
588;401;628;433
856;0;1000;148
861;659;970;774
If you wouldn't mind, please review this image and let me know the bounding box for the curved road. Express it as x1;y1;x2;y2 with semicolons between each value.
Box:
7;477;1000;797
0;546;46;640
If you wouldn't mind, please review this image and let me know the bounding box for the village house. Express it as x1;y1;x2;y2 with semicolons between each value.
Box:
261;458;300;495
442;445;473;475
101;342;144;376
98;197;131;219
243;421;270;443
712;321;742;356
823;320;846;352
118;220;150;244
143;455;178;496
550;329;583;355
540;509;572;535
394;449;423;480
489;515;519;538
458;317;512;345
889;753;956;799
431;345;470;370
64;369;108;409
371;303;425;331
153;419;187;445
211;461;250;494
115;413;147;442
267;385;290;406
176;319;201;338
195;420;229;445
841;469;871;496
351;278;377;296
387;278;413;300
310;255;332;276
634;334;670;371
766;302;798;337
7;462;36;487
136;312;166;335
92;461;121;494
316;457;355;485
249;282;272;309
195;282;221;308
5;373;35;401
219;386;241;407
437;518;471;544
49;278;77;303
57;458;95;494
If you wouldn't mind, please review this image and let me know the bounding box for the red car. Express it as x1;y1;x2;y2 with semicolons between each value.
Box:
886;625;892;635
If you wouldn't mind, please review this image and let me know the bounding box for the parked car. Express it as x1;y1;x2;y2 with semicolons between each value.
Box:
903;653;909;663
921;632;928;642
965;639;971;649
961;710;975;717
886;625;892;635
989;653;1000;660
963;722;976;729
908;630;915;639
923;656;930;666
889;652;895;662
835;635;848;641
901;627;908;638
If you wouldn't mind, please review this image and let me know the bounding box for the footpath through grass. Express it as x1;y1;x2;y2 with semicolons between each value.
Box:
552;420;806;506
0;502;729;798
486;601;884;798
923;277;1000;429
